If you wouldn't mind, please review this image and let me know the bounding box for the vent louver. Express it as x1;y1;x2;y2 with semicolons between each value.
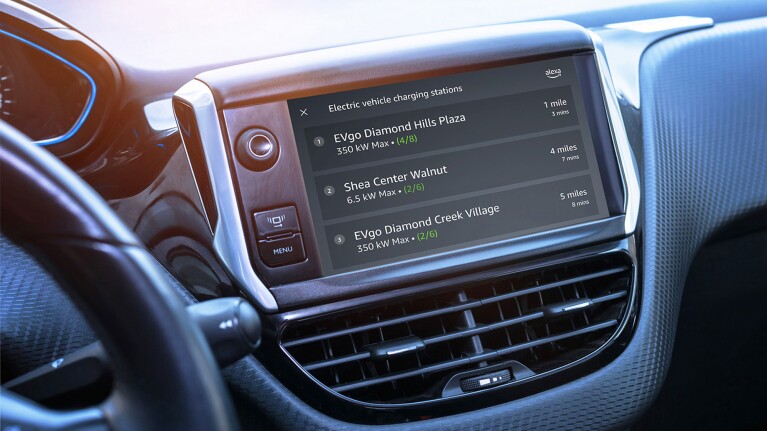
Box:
280;253;633;404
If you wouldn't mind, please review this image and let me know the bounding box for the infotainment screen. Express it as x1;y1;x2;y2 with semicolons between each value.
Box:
289;55;614;274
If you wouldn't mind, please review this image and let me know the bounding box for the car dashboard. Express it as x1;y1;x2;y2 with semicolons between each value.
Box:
1;0;767;429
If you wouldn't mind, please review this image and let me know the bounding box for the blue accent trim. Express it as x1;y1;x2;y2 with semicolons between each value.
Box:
0;28;96;146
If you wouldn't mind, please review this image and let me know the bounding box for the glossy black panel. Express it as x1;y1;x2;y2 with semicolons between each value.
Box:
0;13;120;162
0;31;92;142
108;143;238;300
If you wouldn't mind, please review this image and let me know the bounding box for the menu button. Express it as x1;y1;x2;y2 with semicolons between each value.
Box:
258;233;306;267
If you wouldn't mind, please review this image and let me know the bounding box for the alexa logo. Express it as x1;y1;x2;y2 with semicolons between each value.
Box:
546;68;562;79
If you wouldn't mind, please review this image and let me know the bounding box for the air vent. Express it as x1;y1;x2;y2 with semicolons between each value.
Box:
280;253;633;404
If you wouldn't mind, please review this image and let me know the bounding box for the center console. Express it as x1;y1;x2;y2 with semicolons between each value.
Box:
173;20;639;423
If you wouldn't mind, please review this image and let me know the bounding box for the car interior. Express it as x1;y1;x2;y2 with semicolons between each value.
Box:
1;1;766;430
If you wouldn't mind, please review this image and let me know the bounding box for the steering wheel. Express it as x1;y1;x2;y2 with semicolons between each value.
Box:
0;121;239;430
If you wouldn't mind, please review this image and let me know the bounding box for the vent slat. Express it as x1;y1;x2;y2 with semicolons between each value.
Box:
280;254;633;404
283;266;628;348
282;300;482;348
304;352;371;371
590;290;627;304
424;311;544;345
333;350;498;393
303;312;544;371
300;289;628;372
479;266;628;306
332;320;618;393
494;319;618;356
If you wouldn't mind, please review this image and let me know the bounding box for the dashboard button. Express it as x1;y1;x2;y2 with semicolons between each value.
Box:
258;234;306;267
247;133;274;158
236;128;279;171
254;206;300;239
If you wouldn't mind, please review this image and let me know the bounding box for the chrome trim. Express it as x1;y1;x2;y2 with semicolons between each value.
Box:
0;0;65;30
173;79;278;311
589;31;641;236
588;16;715;233
591;16;714;109
143;98;177;131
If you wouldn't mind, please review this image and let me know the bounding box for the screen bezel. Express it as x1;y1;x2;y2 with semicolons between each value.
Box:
195;22;636;309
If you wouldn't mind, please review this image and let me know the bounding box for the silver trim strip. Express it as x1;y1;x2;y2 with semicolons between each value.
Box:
143;98;177;131
0;0;66;29
589;31;642;236
592;16;714;109
173;80;278;311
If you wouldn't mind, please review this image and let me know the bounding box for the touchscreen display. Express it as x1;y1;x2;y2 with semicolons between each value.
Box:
289;56;611;274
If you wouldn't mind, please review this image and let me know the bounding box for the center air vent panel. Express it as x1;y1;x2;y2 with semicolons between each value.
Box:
279;252;634;405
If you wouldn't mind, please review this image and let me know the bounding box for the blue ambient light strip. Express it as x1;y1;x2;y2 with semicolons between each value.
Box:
0;28;96;146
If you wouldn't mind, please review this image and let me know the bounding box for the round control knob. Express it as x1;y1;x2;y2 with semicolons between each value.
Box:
236;128;279;171
247;134;273;158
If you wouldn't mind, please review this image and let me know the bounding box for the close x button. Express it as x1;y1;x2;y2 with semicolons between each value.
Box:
258;233;306;267
254;206;300;239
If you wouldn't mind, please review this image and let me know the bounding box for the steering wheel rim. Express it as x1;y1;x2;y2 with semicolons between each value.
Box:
0;121;239;430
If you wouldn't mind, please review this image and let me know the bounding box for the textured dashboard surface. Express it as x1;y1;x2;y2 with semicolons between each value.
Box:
0;235;96;378
223;17;767;430
0;234;195;378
